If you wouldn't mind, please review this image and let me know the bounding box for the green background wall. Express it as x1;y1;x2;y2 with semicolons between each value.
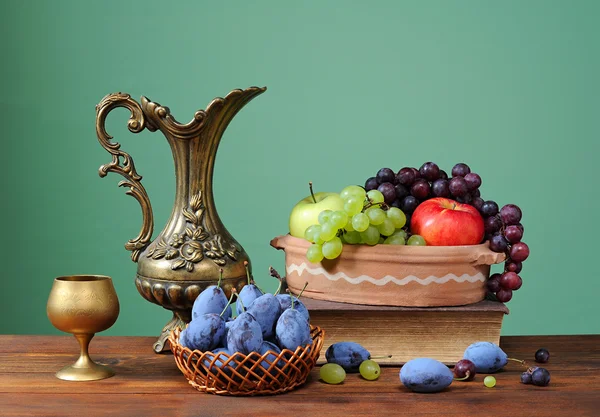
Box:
1;0;598;337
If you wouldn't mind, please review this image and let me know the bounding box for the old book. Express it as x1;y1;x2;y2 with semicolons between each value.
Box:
301;298;509;365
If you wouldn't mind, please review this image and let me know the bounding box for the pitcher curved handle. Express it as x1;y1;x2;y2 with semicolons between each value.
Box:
95;92;155;262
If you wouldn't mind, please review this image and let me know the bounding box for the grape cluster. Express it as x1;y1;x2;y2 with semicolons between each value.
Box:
304;186;425;263
364;162;529;303
364;162;483;226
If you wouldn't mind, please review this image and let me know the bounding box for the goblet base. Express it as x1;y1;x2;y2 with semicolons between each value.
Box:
56;361;115;381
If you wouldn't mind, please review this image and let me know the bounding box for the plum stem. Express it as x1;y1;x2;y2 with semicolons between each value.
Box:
220;288;236;317
309;182;317;204
369;355;392;359
244;261;251;285
217;268;223;288
508;357;528;368
269;266;283;296
297;282;309;299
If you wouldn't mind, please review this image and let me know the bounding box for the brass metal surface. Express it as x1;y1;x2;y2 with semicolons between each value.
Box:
46;275;120;381
94;87;266;352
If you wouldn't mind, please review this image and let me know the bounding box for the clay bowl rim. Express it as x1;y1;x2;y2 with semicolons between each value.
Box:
270;234;506;265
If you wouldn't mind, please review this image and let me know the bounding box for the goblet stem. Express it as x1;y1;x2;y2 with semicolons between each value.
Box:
73;333;94;369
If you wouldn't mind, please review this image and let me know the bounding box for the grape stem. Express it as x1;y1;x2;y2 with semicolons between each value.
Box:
220;288;237;317
453;371;471;381
363;201;388;211
309;182;317;204
369;355;392;359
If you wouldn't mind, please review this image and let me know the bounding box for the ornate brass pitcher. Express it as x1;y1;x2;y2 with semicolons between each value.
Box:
94;86;266;352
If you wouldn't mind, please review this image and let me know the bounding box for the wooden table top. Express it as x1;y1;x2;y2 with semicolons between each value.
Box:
1;335;598;416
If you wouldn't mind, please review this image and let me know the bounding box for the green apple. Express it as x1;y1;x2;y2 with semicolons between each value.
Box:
289;192;344;238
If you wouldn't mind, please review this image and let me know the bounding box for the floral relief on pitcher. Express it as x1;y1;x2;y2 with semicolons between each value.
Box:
145;191;240;271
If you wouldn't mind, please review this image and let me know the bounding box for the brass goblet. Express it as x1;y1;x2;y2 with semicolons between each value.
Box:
47;275;120;381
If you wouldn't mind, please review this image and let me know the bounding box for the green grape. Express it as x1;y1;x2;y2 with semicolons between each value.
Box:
407;235;427;246
392;229;408;240
318;210;333;225
359;360;381;381
387;207;407;228
320;363;346;384
319;222;338;241
377;218;395;236
304;224;320;242
344;197;363;215
330;211;349;229
344;231;361;244
366;190;384;204
378;236;385;244
322;237;343;259
344;219;355;232
384;234;406;245
352;213;370;232
306;244;324;263
340;185;366;201
360;225;380;245
484;376;496;388
365;207;386;226
308;225;324;244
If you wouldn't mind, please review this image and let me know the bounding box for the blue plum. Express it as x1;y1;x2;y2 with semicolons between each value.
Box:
221;319;234;347
463;342;508;373
275;294;310;322
257;341;285;376
325;342;370;373
186;313;226;352
275;309;312;351
236;284;263;313
400;358;453;393
247;293;282;339
192;285;232;320
226;312;263;354
179;328;189;348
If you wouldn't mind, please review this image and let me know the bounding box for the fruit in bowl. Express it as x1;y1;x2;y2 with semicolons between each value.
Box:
274;162;528;306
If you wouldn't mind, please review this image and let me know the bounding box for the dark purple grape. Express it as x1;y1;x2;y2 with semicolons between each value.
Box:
487;273;502;292
419;162;440;181
504;225;523;243
451;163;471;177
396;168;416;186
431;179;450;197
489;234;509;252
496;288;513;303
505;261;522;273
484;216;503;234
464;173;481;191
472;197;484;211
481;200;499;217
376;168;395;184
377;182;397;204
535;348;550;364
456;194;472;204
471;189;481;198
531;368;551;386
449;177;468;197
516;223;524;234
454;359;476;381
410;167;421;179
439;169;448;180
364;177;379;191
404;213;412;227
410;179;431;200
500;272;521;290
394;184;409;200
400;196;419;213
521;372;532;384
500;204;522;225
391;199;402;209
510;242;530;262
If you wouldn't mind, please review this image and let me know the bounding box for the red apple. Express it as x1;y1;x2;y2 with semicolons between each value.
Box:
411;197;484;246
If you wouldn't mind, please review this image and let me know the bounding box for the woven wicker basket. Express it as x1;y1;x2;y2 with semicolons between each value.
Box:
168;326;325;396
